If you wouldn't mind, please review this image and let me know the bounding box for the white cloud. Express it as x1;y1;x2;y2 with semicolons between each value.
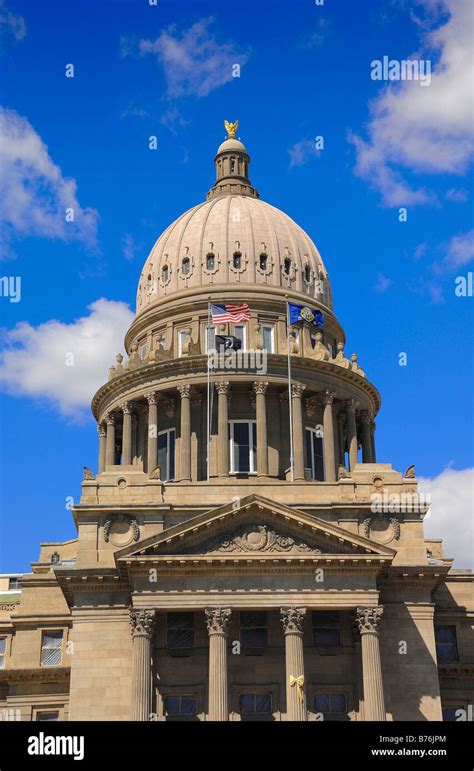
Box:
0;108;99;256
122;233;140;262
160;106;188;133
419;467;474;570
349;0;474;206
446;187;469;203
434;228;474;273
288;139;321;168
374;272;393;292
137;17;249;98
0;0;26;43
0;299;134;419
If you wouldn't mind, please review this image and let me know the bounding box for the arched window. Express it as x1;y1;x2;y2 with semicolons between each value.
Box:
146;274;154;294
206;252;215;271
304;265;311;283
182;257;190;275
259;253;268;271
230;158;235;174
162;264;169;283
233;251;242;269
284;257;291;275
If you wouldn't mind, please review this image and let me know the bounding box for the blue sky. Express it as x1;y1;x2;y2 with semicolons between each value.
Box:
0;0;473;572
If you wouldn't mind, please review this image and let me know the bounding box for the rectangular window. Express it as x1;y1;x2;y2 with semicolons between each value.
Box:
167;612;194;650
231;324;246;351
0;638;6;669
312;611;341;647
36;711;59;721
262;325;274;353
138;340;148;360
158;429;175;482
205;325;216;353
229;421;257;474
314;693;347;716
40;631;63;666
239;693;273;715
240;611;267;650
164;695;197;716
435;626;458;662
177;330;187;357
8;577;20;590
305;428;324;481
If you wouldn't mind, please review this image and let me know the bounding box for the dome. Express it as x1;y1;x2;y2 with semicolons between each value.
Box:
136;196;332;315
136;123;333;316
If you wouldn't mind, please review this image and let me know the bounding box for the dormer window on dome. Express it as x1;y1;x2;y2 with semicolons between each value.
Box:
233;251;242;269
162;265;169;283
206;252;215;271
284;258;292;275
259;253;268;271
182;257;190;275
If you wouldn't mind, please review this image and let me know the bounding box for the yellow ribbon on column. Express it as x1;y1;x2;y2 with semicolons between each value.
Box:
289;675;305;702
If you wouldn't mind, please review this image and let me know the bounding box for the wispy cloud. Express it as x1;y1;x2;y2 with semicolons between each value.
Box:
300;18;331;49
348;0;474;206
0;299;134;420
129;17;249;98
420;466;474;570
446;188;469;203
288;138;321;168
160;105;189;134
122;233;141;262
0;0;26;44
374;272;393;292
121;104;150;119
433;228;474;274
0;108;99;257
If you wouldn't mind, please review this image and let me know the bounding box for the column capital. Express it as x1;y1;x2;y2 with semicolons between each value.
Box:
146;391;158;406
253;380;269;395
354;606;384;635
281;607;306;634
321;389;336;405
120;401;133;414
129;608;157;639
345;398;358;412
177;383;191;398
105;412;116;426
291;383;306;399
205;607;231;635
215;381;230;396
97;422;106;437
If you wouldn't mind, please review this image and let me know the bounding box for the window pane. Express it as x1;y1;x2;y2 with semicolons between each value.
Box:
233;423;250;473
240;611;267;628
167;612;193;629
37;712;59;721
239;694;255;714
241;628;267;648
164;696;180;715
255;694;272;714
180;697;197;715
330;694;347;713
0;639;6;654
41;647;62;666
313;611;340;627
167;629;194;649
206;326;215;353
315;694;330;713
305;430;313;476
232;325;245;349
169;430;175;480
313;628;341;646
435;626;455;644
262;327;273;352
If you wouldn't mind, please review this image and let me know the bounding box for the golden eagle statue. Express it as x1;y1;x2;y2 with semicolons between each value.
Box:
224;119;238;139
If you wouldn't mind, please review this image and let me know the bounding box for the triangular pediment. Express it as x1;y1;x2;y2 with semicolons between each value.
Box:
115;494;395;564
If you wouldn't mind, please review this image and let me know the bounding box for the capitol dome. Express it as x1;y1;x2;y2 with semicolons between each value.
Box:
136;127;332;316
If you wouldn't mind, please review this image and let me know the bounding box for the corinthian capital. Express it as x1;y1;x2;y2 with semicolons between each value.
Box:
321;389;336;406
205;607;231;635
129;609;157;638
291;383;306;399
253;380;269;396
177;384;191;398
281;607;306;634
105;412;116;426
215;381;230;396
354;606;384;635
146;391;158;407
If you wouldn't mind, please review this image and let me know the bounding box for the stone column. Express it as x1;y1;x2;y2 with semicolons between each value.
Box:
121;402;133;466
129;609;156;721
370;420;377;462
345;399;358;471
281;607;307;721
178;384;191;481
105;413;116;468
98;423;107;473
253;381;269;477
322;390;336;482
216;382;230;478
354;606;386;721
146;392;158;474
205;607;231;721
360;410;373;463
291;384;306;481
337;411;346;466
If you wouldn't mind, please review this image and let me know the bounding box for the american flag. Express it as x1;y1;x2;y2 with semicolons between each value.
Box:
211;303;250;324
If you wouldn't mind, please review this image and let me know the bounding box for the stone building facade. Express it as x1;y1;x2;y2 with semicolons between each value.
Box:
1;125;472;723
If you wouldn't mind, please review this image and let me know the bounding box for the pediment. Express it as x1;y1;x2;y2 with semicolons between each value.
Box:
115;494;395;564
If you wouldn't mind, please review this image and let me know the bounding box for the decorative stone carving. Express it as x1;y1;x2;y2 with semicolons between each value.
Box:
350;353;365;377
312;331;330;361
404;464;416;479
126;343;141;370
291;383;306;398
177;384;191;398
303;396;318;418
103;514;140;546
338;464;351;479
129;608;156;638
253;323;263;350
205;607;231;635
354;606;383;635
146;391;158;407
253;380;268;395
281;607;306;634
149;466;161;480
362;513;400;544
321;389;335;405
181;524;320;555
83;466;95;481
333;342;351;368
105;412;116;426
120;401;132;415
97;423;106;438
215;381;231;396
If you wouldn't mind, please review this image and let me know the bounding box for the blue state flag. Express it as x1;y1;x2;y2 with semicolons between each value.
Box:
288;302;324;327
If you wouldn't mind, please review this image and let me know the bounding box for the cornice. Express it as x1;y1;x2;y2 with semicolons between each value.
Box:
0;666;70;684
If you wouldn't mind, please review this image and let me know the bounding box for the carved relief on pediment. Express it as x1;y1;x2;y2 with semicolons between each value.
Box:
172;523;335;556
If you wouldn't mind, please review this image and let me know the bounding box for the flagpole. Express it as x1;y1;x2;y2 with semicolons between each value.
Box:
286;298;295;482
207;298;211;482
